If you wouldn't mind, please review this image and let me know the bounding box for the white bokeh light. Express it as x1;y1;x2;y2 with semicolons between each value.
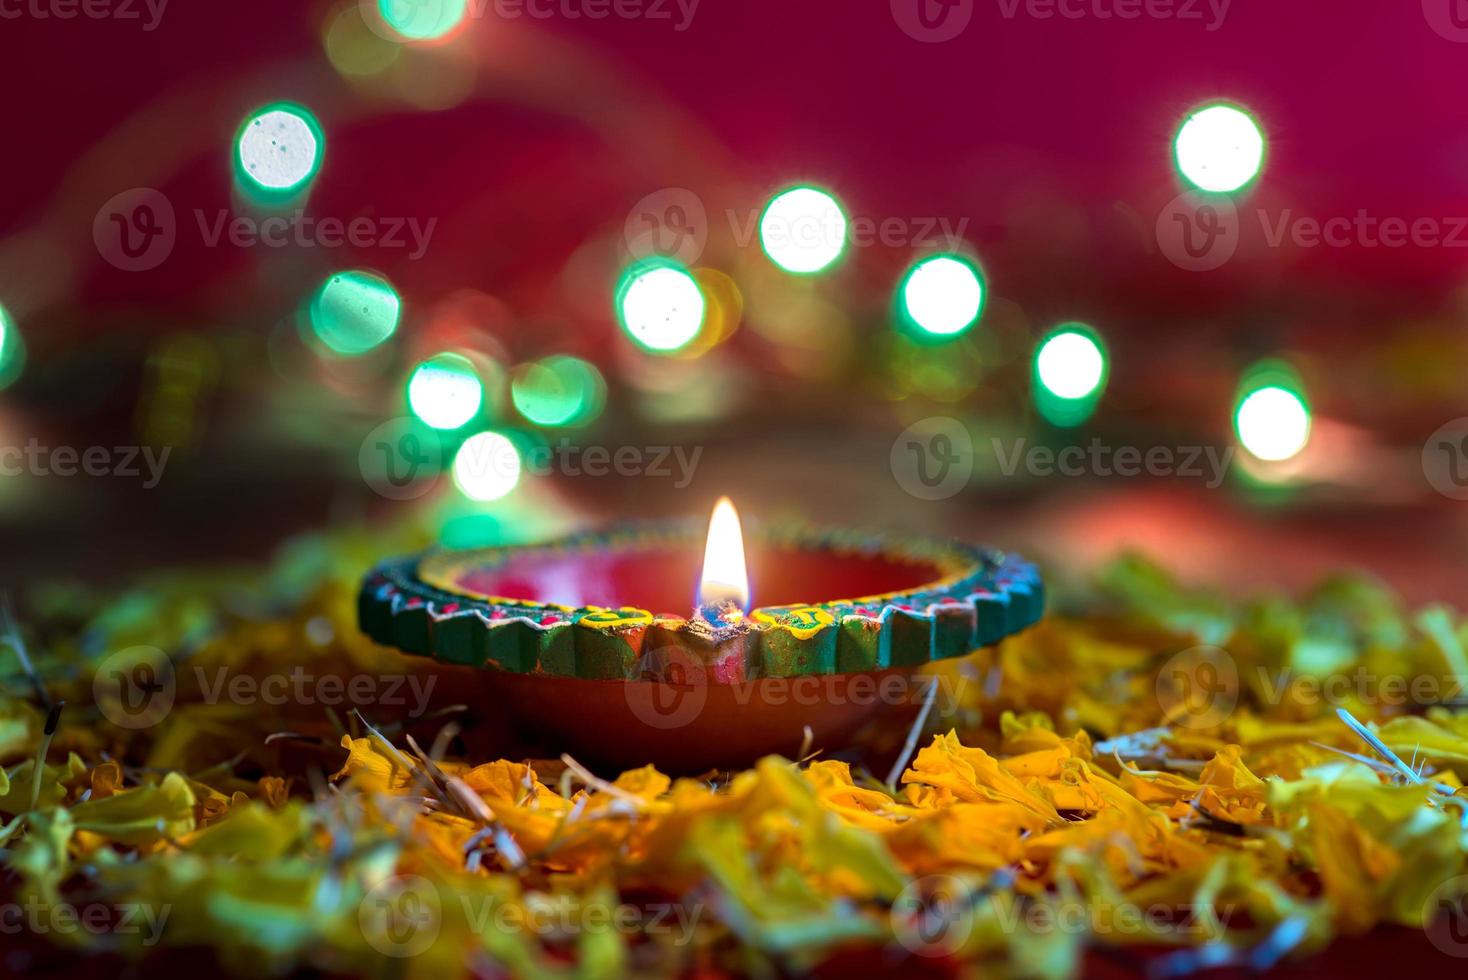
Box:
237;107;322;193
1037;330;1105;399
1174;104;1264;193
901;256;984;336
1236;386;1310;461
408;354;483;430
760;187;847;274
452;432;521;501
618;265;705;352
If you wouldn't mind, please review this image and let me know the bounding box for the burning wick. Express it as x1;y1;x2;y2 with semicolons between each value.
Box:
696;496;750;627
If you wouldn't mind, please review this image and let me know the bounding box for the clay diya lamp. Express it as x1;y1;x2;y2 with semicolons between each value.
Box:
359;499;1043;771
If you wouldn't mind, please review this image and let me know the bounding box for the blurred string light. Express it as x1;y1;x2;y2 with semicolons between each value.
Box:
1033;323;1108;427
453;430;521;501
408;352;483;429
898;254;985;338
680;268;743;357
511;356;606;427
878;332;980;403
308;270;401;355
235;104;324;201
616;259;705;353
1235;377;1311;462
0;304;24;389
377;0;468;40
324;6;401;77
759;186;847;274
1036;326;1106;399
1174;103;1265;193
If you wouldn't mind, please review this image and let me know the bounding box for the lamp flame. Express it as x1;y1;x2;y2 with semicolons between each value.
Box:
697;496;750;620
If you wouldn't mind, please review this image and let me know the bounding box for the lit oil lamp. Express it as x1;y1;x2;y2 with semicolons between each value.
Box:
359;500;1042;771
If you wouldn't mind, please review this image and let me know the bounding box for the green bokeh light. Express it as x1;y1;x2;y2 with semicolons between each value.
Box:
408;352;483;430
0;305;25;390
235;103;324;202
379;0;468;40
616;258;705;353
1173;102;1265;194
309;271;401;356
1033;323;1108;427
1234;360;1311;462
511;356;605;427
759;185;847;274
898;254;985;339
453;430;522;501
